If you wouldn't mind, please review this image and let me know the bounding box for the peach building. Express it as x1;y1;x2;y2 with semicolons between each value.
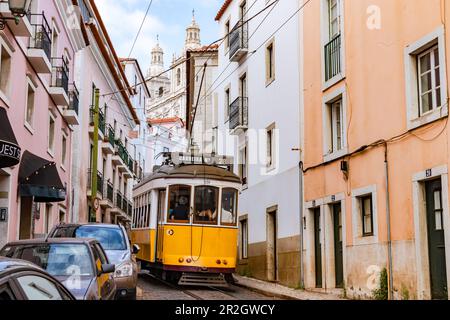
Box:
303;0;450;299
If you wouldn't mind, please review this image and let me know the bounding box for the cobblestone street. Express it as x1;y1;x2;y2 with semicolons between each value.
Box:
137;273;280;301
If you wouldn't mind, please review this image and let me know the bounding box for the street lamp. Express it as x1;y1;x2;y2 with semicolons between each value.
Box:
0;0;32;30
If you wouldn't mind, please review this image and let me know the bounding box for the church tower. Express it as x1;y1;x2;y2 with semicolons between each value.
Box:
185;10;201;50
149;35;164;76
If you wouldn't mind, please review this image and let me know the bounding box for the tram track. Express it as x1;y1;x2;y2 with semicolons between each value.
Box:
140;270;241;300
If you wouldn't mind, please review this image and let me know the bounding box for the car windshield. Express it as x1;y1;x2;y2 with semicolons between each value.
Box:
8;244;94;277
75;226;127;251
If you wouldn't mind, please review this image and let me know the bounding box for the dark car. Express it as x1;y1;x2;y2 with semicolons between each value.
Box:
0;257;75;300
0;238;116;300
49;223;139;300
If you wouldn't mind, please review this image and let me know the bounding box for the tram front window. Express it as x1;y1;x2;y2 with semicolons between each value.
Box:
194;186;219;225
168;185;191;223
221;188;238;226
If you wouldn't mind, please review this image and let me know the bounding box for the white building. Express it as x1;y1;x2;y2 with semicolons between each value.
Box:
214;0;302;287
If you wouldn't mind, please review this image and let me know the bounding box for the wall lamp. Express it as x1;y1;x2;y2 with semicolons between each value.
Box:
0;0;32;30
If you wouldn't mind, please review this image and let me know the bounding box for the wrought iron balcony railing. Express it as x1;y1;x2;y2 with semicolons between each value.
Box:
324;34;341;82
89;106;106;135
87;169;104;197
51;57;69;94
28;13;52;60
229;19;248;61
68;83;79;115
105;124;115;147
229;97;248;131
106;181;114;203
115;191;123;210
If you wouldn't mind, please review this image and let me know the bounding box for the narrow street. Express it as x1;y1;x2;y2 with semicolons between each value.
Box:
137;272;280;301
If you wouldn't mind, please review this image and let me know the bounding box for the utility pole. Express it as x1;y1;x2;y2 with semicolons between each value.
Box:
90;88;100;222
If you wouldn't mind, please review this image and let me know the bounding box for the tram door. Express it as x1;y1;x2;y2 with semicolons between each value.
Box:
156;189;166;262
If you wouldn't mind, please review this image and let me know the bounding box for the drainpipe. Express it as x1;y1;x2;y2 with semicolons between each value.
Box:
384;142;394;300
299;160;305;289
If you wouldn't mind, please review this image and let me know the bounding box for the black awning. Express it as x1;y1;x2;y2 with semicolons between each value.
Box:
18;151;66;203
0;107;21;168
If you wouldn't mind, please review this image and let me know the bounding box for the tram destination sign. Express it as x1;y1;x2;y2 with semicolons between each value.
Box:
171;152;234;166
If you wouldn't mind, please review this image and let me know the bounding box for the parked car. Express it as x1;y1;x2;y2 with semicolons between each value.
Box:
49;223;139;300
0;238;116;300
0;257;75;300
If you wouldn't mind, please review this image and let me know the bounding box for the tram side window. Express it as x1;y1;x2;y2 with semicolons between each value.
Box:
168;185;191;223
221;188;238;226
194;186;219;225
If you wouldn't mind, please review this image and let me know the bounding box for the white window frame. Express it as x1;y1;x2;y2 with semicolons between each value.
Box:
239;143;248;188
404;26;448;130
24;76;37;134
0;34;15;105
239;216;249;260
321;0;346;90
266;122;277;172
48;112;56;157
322;86;348;162
266;38;276;86
352;185;378;246
61;131;68;171
417;46;441;116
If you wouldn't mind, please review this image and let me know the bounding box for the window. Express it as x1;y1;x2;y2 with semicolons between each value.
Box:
240;219;248;259
194;186;219;225
51;23;59;58
266;40;275;84
404;26;448;130
168;185;191;223
48;113;55;154
239;144;248;186
239;1;247;20
59;210;65;224
17;275;63;301
221;188;238;226
61;134;67;167
266;124;276;169
176;69;181;86
240;73;247;98
158;87;164;97
225;87;230;118
225;20;230;49
418;46;441;116
360;195;374;237
45;204;52;234
0;39;12;99
323;87;347;160
329;99;344;153
25;78;36;129
328;0;340;39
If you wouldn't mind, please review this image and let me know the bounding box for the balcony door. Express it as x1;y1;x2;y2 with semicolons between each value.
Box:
240;74;247;98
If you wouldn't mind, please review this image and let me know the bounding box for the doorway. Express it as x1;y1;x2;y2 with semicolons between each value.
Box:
333;203;344;288
314;207;322;288
19;197;33;240
425;179;448;299
266;208;277;282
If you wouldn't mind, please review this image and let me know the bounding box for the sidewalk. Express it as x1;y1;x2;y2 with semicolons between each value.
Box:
233;275;346;300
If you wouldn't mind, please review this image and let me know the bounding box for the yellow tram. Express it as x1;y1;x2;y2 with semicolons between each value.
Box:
130;153;241;286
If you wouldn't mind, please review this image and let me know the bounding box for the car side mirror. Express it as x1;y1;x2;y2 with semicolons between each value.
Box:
132;244;140;255
101;264;115;275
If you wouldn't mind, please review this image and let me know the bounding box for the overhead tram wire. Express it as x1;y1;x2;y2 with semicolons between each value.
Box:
100;0;280;98
128;0;154;58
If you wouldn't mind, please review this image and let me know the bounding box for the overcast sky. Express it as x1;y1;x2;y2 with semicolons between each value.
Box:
96;0;222;76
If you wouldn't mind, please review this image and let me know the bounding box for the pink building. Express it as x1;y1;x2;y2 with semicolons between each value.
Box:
0;0;85;248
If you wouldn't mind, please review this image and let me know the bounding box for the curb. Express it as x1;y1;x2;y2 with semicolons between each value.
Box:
232;279;300;300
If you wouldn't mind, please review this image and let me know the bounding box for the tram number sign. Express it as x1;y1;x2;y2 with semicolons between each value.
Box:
426;169;432;178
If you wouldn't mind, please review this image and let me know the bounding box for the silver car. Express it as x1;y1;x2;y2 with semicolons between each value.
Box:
50;223;139;300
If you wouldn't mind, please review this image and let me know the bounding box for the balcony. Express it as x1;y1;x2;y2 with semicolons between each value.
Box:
89;106;106;139
324;34;341;82
50;57;69;106
113;139;134;178
27;13;52;74
100;181;114;208
115;191;123;211
0;4;32;37
229;97;248;134
87;169;104;199
229;20;248;62
102;124;116;155
63;83;80;125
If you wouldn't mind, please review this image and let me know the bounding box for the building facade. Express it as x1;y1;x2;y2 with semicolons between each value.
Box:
214;0;302;287
303;0;450;300
71;0;140;228
0;0;85;247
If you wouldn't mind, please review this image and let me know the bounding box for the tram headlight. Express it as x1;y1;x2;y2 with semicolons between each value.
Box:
178;258;184;263
114;262;133;278
223;260;228;265
216;259;222;265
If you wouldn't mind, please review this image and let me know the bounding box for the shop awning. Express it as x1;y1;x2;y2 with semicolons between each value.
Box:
0;107;21;168
18;151;66;203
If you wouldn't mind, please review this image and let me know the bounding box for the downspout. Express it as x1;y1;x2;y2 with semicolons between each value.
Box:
299;160;305;289
384;142;394;299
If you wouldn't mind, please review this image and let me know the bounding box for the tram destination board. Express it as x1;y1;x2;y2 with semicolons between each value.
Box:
171;152;234;166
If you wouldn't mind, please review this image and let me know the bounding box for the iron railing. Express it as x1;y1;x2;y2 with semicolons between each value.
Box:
87;169;104;197
68;83;79;115
28;13;52;60
89;106;106;135
51;57;69;94
115;191;123;210
105;124;115;147
229;97;248;130
229;19;248;60
106;181;114;203
324;34;341;82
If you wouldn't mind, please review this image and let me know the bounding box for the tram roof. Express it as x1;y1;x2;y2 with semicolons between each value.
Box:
136;164;242;188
